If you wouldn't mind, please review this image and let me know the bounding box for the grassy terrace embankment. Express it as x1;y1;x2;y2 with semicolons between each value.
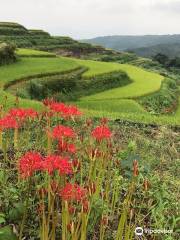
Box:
0;50;179;125
0;57;79;109
79;61;164;100
16;48;56;57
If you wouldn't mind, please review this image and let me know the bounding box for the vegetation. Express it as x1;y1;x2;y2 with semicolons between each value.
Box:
129;43;180;58
12;69;130;102
0;57;79;87
138;78;179;114
153;53;180;68
0;21;179;240
0;57;79;109
83;34;180;53
0;43;16;65
0;50;179;125
80;63;164;100
0;102;179;240
16;48;56;58
0;22;111;58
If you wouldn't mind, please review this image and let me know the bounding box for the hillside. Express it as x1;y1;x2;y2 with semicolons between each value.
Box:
83;34;180;52
0;22;111;57
0;48;179;125
127;43;180;58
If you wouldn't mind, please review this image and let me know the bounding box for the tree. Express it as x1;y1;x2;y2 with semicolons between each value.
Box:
153;53;169;66
0;42;16;65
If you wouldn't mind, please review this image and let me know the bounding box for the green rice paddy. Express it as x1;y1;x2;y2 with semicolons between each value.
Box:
0;49;179;125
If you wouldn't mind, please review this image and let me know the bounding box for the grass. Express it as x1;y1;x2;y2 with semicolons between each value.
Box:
174;97;180;118
82;107;180;125
0;90;43;110
0;57;79;87
16;48;56;57
76;99;146;114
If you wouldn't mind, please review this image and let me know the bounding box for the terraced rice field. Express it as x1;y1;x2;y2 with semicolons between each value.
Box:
0;49;179;125
77;60;164;99
0;57;79;109
16;48;56;57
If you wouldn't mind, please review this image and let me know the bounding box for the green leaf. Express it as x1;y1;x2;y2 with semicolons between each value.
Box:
0;226;17;240
0;213;6;224
8;202;25;222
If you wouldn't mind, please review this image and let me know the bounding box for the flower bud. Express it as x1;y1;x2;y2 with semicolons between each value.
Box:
133;160;139;177
101;216;108;226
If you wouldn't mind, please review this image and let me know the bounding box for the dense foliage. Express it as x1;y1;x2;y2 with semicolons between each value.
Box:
0;43;16;65
138;78;179;114
153;53;180;68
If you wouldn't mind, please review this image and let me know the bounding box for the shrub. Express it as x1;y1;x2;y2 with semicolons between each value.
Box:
138;78;179;114
0;42;16;65
21;69;131;102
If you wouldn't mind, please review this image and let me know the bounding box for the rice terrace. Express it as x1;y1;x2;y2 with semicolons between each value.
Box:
0;21;179;240
1;50;179;125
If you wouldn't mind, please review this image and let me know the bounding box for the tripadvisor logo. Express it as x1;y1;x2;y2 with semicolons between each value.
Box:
135;227;143;236
135;227;173;236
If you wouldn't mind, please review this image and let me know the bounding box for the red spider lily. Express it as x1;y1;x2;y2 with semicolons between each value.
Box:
45;101;82;118
92;125;111;141
52;125;75;139
42;155;73;175
19;152;43;179
59;140;76;154
61;105;82;118
60;183;87;202
67;143;76;154
0;115;18;130
49;102;67;113
9;108;38;120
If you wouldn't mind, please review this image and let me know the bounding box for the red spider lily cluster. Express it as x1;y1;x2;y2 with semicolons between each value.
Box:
52;125;75;139
0;115;18;129
19;152;73;178
43;155;72;175
9;108;38;120
59;140;76;154
19;152;43;178
0;108;38;130
1;100;117;239
92;125;112;141
43;99;82;118
60;183;87;202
